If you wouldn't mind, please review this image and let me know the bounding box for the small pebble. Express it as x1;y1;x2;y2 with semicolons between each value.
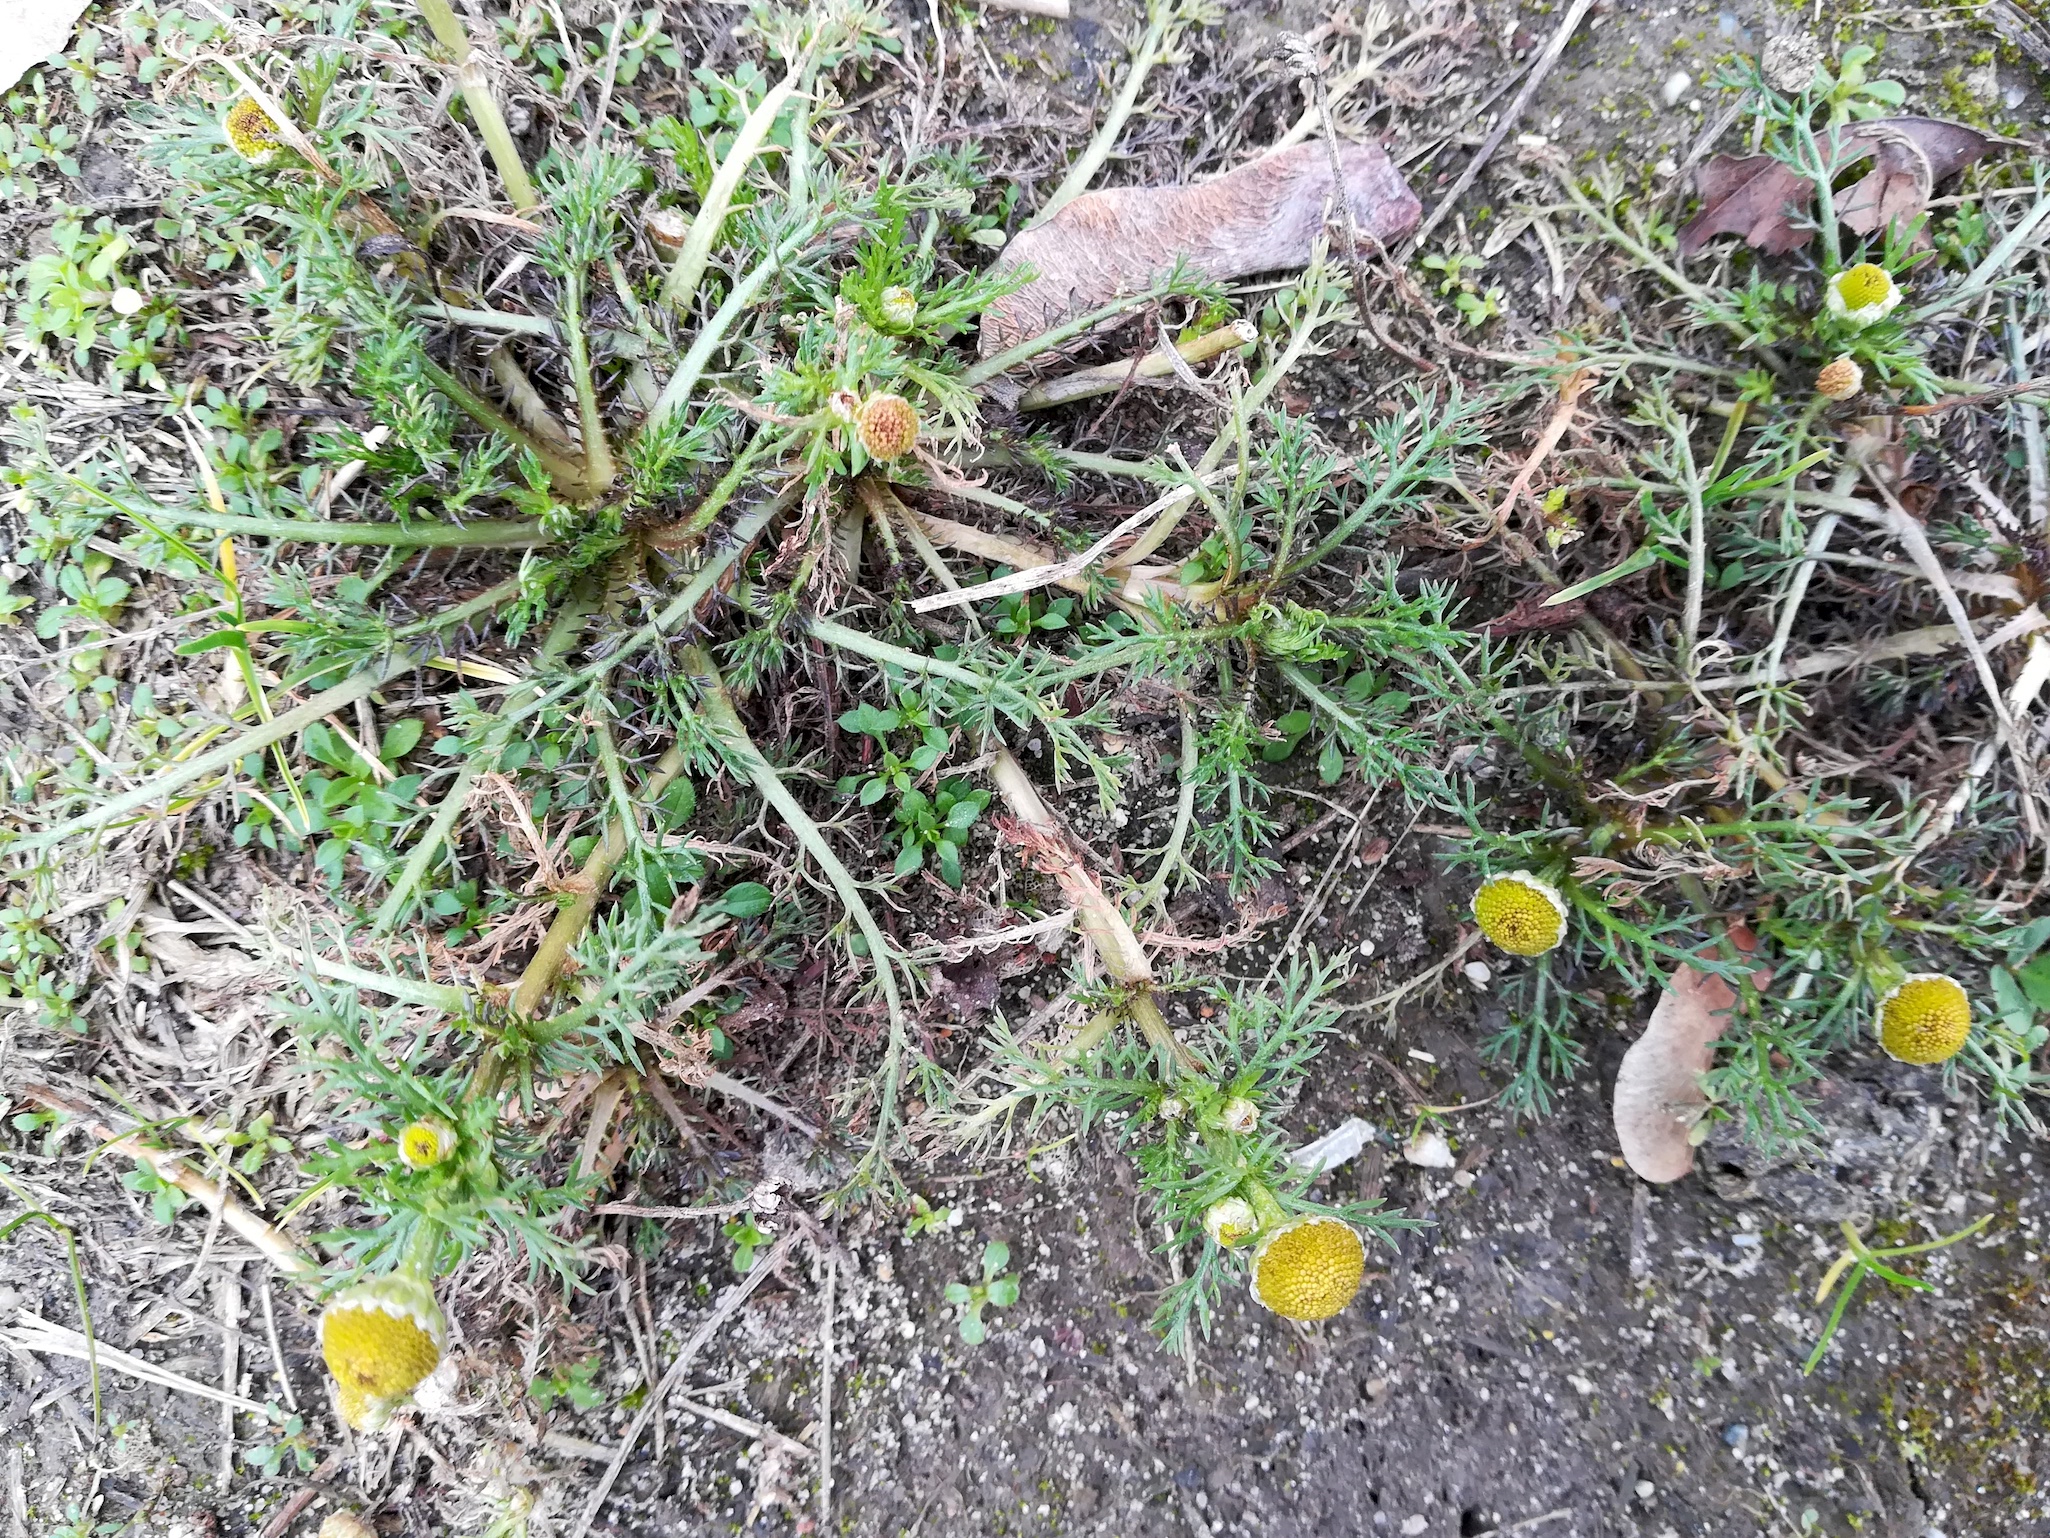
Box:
1635;1480;1656;1500
1660;71;1691;107
1404;1130;1457;1170
1401;1518;1428;1537
110;286;144;315
1723;1423;1749;1449
1462;960;1492;989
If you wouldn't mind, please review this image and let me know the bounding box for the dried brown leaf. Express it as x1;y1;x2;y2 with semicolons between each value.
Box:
979;141;1421;357
1677;117;2005;256
1614;929;1769;1183
1677;154;1813;257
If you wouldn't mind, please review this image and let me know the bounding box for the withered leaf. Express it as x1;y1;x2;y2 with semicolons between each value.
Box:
1836;117;2001;238
1614;928;1770;1184
1678;116;2005;257
1677;154;1813;257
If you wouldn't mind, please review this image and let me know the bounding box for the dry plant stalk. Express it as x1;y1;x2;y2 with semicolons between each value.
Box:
21;1084;321;1280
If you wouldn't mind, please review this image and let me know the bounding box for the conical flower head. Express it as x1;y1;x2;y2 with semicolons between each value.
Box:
1815;355;1863;401
1471;871;1568;956
223;97;283;164
1878;973;1971;1065
1250;1215;1366;1321
1825;264;1901;327
320;1272;447;1430
398;1117;457;1170
855;393;919;461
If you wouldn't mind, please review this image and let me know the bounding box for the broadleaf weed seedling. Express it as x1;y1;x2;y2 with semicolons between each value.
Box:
945;1239;1020;1345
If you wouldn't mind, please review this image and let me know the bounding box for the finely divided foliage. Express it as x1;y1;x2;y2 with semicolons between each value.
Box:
1;1;2047;1427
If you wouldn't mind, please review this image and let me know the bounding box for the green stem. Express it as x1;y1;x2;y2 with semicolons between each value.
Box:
132;505;547;549
372;598;596;933
511;743;689;1018
417;0;539;214
962;281;1188;389
1033;0;1176;226
681;644;910;1171
649;217;828;431
12;579;518;853
660;65;803;314
560;269;617;494
420;356;594;500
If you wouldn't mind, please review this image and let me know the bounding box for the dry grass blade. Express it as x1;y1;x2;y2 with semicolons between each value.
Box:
2;1312;272;1416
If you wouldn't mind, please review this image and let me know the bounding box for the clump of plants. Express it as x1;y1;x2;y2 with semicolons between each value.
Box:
0;0;1506;1428
1451;34;2050;1149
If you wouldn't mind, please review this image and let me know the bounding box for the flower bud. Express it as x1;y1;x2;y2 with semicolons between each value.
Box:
397;1117;457;1171
878;285;919;329
1218;1097;1259;1135
1203;1197;1258;1248
1157;1095;1188;1122
855;392;919;461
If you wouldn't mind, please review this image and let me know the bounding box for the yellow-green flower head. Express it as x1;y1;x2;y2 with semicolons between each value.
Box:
223;96;283;165
1250;1215;1367;1321
1825;264;1901;328
1471;871;1568;956
321;1272;447;1430
1878;973;1971;1065
1204;1197;1259;1248
878;285;919;330
397;1117;457;1171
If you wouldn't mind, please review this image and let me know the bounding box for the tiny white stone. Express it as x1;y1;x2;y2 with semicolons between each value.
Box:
1401;1518;1428;1537
1404;1130;1457;1170
1653;158;1678;178
1462;959;1492;989
1660;71;1691;107
1635;1480;1656;1499
109;286;144;315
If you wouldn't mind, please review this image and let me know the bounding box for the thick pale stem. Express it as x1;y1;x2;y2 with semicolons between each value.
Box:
660;71;801;314
1018;321;1256;411
681;645;912;1167
987;747;1201;1076
418;0;539;214
511;745;689;1017
14;578;519;853
1032;1;1176;227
